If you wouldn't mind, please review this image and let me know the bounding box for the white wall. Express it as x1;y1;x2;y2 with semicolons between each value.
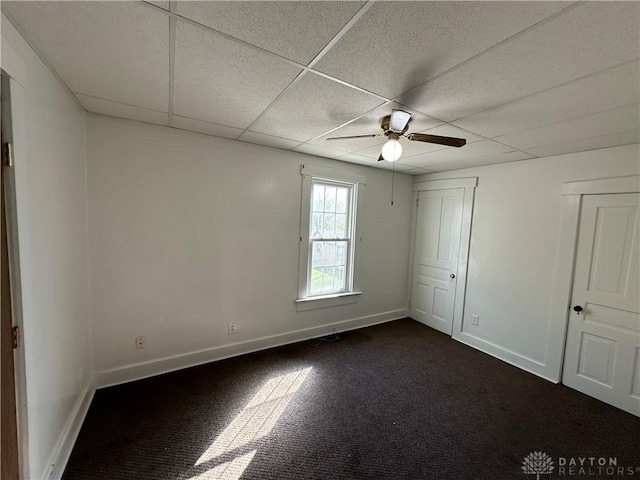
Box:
86;115;413;385
415;144;640;381
1;14;91;480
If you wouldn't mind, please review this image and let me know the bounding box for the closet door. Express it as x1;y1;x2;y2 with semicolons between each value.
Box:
409;188;464;335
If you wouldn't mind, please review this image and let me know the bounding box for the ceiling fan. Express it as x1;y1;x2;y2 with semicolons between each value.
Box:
327;109;466;162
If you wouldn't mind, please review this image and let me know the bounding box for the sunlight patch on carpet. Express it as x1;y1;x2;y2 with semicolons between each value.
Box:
190;367;312;479
190;450;257;480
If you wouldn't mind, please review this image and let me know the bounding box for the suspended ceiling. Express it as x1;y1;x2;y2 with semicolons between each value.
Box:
2;1;639;174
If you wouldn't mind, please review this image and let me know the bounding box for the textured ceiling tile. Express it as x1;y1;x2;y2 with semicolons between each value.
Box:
399;2;640;121
78;95;169;126
522;130;640;158
175;2;364;64
338;153;378;166
311;102;441;152
396;154;446;168
250;73;384;142
426;151;535;171
171;115;243;139
146;1;169;11
374;162;414;172
405;168;435;176
403;140;515;167
293;143;346;160
239;131;301;150
452;61;640;138
3;1;169;111
314;1;571;98
495;104;640;150
352;144;387;160
173;21;302;129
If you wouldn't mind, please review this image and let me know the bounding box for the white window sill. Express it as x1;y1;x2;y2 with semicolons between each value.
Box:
295;291;363;312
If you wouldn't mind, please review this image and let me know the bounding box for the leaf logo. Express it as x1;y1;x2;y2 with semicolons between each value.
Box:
522;451;554;479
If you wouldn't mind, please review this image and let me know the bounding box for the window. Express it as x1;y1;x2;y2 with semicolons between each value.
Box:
297;165;365;310
309;180;354;295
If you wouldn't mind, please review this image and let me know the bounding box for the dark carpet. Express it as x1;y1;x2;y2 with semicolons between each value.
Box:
63;319;640;480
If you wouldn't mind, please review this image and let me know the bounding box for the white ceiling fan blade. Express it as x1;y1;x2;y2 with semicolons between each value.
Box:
389;109;412;132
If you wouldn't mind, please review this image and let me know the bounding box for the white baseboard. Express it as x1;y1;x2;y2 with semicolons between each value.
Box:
44;380;95;480
453;330;558;384
93;309;407;389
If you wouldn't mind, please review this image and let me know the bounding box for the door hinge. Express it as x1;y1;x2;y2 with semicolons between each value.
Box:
12;326;20;349
416;197;419;207
3;142;13;167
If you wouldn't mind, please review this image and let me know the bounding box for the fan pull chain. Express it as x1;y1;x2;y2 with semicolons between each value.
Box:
391;162;395;206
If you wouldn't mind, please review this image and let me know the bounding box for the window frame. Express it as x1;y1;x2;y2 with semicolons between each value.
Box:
307;178;355;296
297;164;365;311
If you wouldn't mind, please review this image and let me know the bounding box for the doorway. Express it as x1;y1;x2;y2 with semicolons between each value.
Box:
409;178;476;337
1;69;20;480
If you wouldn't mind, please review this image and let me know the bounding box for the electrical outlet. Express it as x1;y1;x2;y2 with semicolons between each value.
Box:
228;323;238;334
135;336;146;349
471;314;479;326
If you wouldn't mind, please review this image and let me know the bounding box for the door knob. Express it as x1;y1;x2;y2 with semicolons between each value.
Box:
573;305;583;314
450;273;456;279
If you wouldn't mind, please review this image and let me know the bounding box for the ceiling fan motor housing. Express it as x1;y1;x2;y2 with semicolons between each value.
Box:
380;115;410;136
380;115;409;138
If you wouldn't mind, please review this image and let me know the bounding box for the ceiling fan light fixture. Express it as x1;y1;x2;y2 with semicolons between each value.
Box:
381;136;402;162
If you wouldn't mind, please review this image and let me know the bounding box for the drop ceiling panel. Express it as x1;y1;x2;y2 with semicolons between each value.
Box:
405;168;436;176
314;2;570;99
173;21;302;129
453;61;640;138
171;116;243;139
240;131;301;150
175;1;365;65
310;102;441;153
250;73;384;142
373;162;415;173
397;154;450;168
495;104;640;150
426;151;535;171
146;1;169;11
78;95;169;126
400;2;640;121
339;153;377;166
522;130;640;158
3;1;170;111
293;143;348;160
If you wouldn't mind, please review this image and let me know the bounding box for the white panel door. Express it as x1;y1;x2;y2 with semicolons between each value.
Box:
410;189;464;335
563;193;640;416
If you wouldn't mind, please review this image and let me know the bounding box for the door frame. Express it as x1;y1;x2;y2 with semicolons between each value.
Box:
1;69;30;480
409;177;477;338
549;175;640;383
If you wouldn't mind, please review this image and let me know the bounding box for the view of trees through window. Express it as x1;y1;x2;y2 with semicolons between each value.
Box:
309;182;352;295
